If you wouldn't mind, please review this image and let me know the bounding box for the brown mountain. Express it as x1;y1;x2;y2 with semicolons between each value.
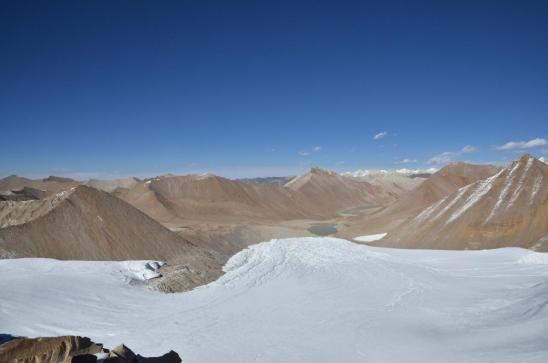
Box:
238;176;294;186
381;162;502;217
345;173;427;200
338;162;502;236
116;174;308;224
0;186;218;273
116;168;391;225
109;169;396;258
379;155;548;251
285;167;395;213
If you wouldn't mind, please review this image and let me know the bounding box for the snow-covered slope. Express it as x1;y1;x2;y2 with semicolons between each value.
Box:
342;167;438;178
354;232;387;242
2;237;548;363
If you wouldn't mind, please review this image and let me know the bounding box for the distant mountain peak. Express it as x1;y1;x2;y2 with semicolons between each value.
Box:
518;153;535;162
42;176;75;183
310;167;336;175
342;167;438;178
196;172;216;180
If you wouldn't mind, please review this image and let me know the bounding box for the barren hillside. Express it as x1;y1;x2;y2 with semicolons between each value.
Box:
0;186;218;269
342;172;427;200
116;169;393;225
338;162;502;237
379;155;548;250
285;167;395;213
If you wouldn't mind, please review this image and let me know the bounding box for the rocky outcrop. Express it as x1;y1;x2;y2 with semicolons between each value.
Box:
0;336;102;363
102;344;181;363
0;337;182;363
0;187;47;201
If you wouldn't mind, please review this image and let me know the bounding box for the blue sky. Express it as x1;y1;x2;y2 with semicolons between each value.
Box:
1;1;547;179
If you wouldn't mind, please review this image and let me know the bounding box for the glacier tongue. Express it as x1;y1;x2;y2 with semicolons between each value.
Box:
1;237;548;363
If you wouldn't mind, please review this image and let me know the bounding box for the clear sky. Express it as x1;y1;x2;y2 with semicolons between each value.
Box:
1;0;547;179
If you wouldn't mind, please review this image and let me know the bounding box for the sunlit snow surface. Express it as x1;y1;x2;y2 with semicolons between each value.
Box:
2;237;548;363
354;233;387;242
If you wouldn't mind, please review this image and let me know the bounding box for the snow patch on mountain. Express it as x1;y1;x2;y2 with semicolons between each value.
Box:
506;156;534;209
446;169;503;224
354;233;387;242
486;161;522;222
342;167;438;178
431;184;471;222
530;175;544;204
415;198;445;221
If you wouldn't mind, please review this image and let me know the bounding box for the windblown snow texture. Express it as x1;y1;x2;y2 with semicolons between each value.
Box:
1;237;547;363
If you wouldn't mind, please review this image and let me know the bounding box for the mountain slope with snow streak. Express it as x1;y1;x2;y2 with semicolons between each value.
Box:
1;237;548;363
337;162;501;238
381;155;548;250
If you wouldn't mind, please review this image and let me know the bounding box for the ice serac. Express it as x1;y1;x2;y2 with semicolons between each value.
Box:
381;154;548;251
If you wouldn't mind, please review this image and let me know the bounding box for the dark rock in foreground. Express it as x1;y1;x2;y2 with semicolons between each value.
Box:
0;335;102;363
103;344;181;363
0;336;182;363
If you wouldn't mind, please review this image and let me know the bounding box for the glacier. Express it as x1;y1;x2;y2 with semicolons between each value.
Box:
1;237;548;362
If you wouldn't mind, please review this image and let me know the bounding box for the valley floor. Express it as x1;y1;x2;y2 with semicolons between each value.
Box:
1;237;548;363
